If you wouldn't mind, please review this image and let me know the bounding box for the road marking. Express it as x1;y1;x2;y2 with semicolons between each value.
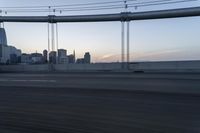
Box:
0;79;56;83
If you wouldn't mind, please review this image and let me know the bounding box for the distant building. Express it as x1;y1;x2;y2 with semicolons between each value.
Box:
58;49;67;57
21;53;31;64
30;53;43;64
76;58;85;64
43;50;48;63
68;54;75;64
0;28;7;45
84;52;91;64
0;28;21;64
60;57;68;64
58;49;68;64
49;51;57;64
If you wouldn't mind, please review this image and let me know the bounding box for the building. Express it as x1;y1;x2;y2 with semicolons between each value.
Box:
43;50;48;63
68;54;75;64
84;52;91;64
21;53;31;64
30;53;43;64
58;49;68;64
0;28;7;45
58;49;67;57
49;51;57;64
76;58;85;64
0;28;21;64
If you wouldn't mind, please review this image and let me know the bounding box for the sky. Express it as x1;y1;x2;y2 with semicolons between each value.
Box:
0;0;200;62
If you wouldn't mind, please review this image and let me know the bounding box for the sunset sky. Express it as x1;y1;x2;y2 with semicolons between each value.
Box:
0;0;200;62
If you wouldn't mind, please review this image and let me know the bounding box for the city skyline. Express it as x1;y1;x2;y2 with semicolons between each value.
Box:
0;0;200;62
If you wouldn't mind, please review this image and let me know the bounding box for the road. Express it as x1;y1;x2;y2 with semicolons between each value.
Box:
0;72;200;133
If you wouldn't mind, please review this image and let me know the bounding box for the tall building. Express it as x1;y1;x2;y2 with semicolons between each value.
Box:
84;52;91;64
73;50;76;61
49;51;57;64
0;28;21;64
58;49;68;64
0;28;7;46
58;49;67;57
68;54;75;64
43;50;48;63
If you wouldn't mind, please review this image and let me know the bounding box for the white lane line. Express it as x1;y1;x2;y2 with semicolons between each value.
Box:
0;79;56;83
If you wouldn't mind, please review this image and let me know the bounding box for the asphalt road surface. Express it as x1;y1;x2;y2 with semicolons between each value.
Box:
0;72;200;133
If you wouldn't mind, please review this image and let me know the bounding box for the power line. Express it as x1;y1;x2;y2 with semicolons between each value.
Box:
0;0;197;14
0;0;130;9
129;0;198;8
0;0;179;10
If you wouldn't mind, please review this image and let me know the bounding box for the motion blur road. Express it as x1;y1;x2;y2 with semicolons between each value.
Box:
0;72;200;133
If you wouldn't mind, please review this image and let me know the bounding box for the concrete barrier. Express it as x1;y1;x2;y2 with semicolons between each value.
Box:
0;63;122;72
55;63;121;72
1;61;200;72
0;64;49;72
129;60;200;72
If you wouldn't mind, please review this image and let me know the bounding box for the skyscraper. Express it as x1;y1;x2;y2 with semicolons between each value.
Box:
84;52;91;64
0;28;21;64
0;28;7;46
58;49;68;64
43;50;48;63
49;51;57;64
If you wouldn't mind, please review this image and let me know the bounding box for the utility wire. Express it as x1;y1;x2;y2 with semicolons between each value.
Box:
0;0;131;9
0;0;187;10
129;0;197;8
0;0;197;13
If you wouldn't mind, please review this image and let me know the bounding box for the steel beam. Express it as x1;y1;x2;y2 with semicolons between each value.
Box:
121;21;125;69
0;7;200;23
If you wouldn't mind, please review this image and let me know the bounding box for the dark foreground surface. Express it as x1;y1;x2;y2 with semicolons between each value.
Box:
0;72;200;133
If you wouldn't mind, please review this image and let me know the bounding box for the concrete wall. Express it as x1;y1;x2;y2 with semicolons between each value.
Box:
0;63;122;72
129;61;200;72
0;64;49;72
55;63;121;71
1;61;200;72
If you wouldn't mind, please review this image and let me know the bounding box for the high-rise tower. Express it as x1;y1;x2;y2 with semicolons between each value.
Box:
0;28;7;46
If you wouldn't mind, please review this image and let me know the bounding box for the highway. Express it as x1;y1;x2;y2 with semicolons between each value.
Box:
0;72;200;133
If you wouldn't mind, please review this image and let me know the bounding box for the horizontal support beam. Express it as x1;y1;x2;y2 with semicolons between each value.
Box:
0;7;200;23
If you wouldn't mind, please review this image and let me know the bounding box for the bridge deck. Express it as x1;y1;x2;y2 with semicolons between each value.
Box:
0;73;200;133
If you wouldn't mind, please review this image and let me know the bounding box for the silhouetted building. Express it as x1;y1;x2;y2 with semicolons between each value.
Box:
21;53;31;64
43;50;48;63
58;49;68;64
84;52;91;64
68;54;75;64
76;58;85;64
49;51;57;64
10;54;18;64
30;53;43;64
0;28;21;64
0;28;7;46
73;50;76;61
58;49;67;57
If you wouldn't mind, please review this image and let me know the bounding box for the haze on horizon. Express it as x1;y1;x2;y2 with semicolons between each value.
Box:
0;0;200;62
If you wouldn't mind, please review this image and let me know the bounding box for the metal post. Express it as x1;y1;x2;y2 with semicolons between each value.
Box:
121;21;125;69
51;23;54;51
47;23;50;62
127;21;130;70
0;10;2;28
56;23;59;64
